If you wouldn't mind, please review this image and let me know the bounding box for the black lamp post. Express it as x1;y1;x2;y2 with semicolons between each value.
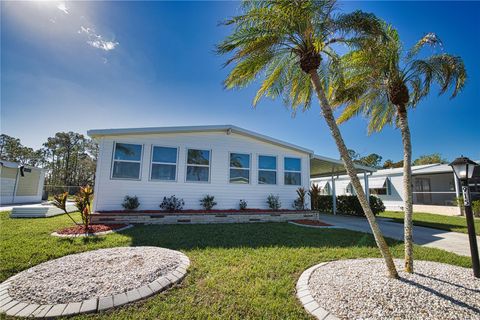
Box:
450;156;479;278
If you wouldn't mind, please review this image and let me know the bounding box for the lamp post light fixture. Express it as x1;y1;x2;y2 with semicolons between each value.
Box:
449;156;479;278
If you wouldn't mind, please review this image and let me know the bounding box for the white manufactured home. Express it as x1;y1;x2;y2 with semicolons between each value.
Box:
88;125;318;212
88;125;374;221
311;163;480;216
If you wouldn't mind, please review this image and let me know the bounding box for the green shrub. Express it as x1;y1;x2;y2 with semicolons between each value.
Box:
309;184;321;210
473;200;480;218
239;199;247;210
74;185;94;230
369;195;386;215
455;196;465;215
160;195;185;212
200;195;217;211
122;195;140;210
317;195;333;213
267;194;281;211
293;187;307;210
317;195;384;216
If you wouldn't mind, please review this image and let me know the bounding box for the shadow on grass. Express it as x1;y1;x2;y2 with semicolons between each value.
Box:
121;222;398;251
386;216;463;233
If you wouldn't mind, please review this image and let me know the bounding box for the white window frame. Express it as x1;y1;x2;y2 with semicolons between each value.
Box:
284;157;302;186
369;178;391;196
258;154;277;185
345;182;356;195
110;141;143;181
229;152;251;184
150;145;179;182
185;148;211;183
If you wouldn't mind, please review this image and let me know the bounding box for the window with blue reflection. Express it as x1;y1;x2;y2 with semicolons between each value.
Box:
186;149;210;182
284;157;301;171
112;143;142;179
259;155;276;170
150;146;178;181
187;149;210;165
284;157;301;185
114;143;142;161
230;153;250;184
258;155;277;184
152;146;177;163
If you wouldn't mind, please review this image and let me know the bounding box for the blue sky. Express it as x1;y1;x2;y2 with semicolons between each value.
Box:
1;1;479;162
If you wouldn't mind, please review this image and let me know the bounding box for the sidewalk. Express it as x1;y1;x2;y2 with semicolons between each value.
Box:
318;214;480;257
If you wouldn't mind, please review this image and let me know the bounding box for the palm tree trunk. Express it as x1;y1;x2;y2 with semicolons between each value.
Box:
397;106;414;273
309;70;399;278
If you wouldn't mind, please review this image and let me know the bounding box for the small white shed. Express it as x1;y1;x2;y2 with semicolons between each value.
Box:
88;125;314;212
0;160;46;205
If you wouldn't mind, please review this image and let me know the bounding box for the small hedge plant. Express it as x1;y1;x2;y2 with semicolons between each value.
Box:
239;199;248;210
122;195;140;210
316;195;385;216
309;184;321;210
473;200;480;218
160;195;185;212
267;194;281;211
293;187;307;210
200;195;217;211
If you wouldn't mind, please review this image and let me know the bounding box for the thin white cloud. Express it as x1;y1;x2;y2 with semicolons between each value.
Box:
88;39;118;51
79;25;119;52
56;2;69;15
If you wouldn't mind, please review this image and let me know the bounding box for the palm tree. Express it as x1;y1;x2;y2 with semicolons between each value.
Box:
336;24;466;273
217;0;398;278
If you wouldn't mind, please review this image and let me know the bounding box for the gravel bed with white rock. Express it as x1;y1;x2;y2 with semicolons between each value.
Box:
7;247;184;305
308;258;480;320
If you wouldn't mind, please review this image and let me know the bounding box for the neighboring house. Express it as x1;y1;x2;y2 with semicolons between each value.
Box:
311;163;480;215
88;125;319;212
0;160;45;205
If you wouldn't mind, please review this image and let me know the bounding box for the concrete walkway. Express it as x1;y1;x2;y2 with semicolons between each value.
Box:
317;214;480;257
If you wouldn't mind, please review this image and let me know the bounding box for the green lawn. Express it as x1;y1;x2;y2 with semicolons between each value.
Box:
379;211;480;235
0;211;471;320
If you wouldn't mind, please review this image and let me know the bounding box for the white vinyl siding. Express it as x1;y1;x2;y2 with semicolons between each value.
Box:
258;155;277;185
111;142;143;180
229;153;250;184
284;157;301;186
150;146;178;181
92;131;311;211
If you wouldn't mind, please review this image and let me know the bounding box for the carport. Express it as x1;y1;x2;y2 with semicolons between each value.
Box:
310;154;376;215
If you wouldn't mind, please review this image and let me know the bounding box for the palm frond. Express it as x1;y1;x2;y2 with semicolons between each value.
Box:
407;32;443;59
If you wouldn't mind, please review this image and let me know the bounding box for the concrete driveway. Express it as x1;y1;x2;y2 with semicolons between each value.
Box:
317;214;479;257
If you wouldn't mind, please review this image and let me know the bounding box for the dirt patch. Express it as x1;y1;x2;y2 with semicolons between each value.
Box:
56;224;128;235
290;219;332;226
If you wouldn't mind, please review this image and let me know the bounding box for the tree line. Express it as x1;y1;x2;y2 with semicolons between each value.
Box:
0;132;98;187
348;150;448;169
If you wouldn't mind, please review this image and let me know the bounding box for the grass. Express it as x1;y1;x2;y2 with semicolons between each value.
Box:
379;211;480;235
0;211;472;320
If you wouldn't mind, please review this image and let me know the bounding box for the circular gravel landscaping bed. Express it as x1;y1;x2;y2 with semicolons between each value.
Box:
0;247;190;318
51;224;133;237
297;258;480;320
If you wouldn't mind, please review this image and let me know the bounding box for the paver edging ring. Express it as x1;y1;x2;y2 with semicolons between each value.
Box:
0;248;190;318
296;262;339;320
